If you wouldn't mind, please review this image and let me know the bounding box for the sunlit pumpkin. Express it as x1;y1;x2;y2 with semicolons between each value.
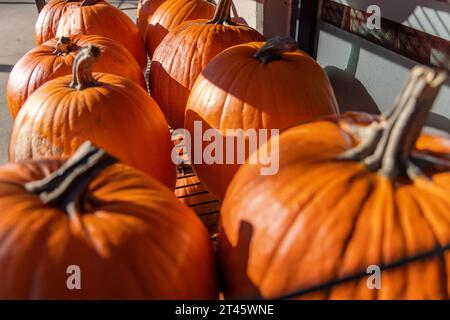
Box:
9;45;175;189
150;0;265;129
34;0;81;46
7;35;146;119
0;142;218;299
136;0;167;38
219;66;450;299
55;0;147;71
145;0;216;58
185;36;339;200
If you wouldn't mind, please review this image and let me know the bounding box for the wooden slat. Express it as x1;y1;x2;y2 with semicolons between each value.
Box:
173;133;220;236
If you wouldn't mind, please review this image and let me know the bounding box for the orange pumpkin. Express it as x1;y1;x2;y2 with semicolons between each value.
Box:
185;36;339;200
150;0;265;129
145;0;216;58
56;0;147;71
219;66;450;299
136;0;167;38
34;0;81;46
0;142;218;299
9;45;175;190
7;35;146;119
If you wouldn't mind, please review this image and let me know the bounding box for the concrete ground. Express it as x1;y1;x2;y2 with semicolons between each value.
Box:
0;0;138;164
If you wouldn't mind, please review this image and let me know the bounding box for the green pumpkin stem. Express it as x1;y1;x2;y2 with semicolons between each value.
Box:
25;142;117;217
253;36;299;64
70;45;101;90
208;0;234;25
338;66;447;180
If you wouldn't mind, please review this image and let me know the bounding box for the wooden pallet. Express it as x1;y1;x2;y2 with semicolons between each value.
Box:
147;61;220;236
172;132;220;236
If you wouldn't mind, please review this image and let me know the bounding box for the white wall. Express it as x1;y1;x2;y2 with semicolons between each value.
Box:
232;0;292;38
317;23;450;131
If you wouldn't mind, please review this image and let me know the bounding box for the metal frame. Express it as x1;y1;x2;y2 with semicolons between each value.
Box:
294;0;450;71
291;0;323;59
35;0;46;13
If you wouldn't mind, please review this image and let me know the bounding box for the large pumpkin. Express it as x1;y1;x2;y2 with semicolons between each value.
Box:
150;0;265;129
219;66;450;299
9;45;175;190
185;36;339;200
0;142;218;299
145;0;216;58
55;0;147;71
34;0;81;46
136;0;167;38
7;35;146;119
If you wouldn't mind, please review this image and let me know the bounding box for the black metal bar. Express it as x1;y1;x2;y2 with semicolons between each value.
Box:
294;0;323;58
290;0;301;40
276;242;450;300
35;0;46;13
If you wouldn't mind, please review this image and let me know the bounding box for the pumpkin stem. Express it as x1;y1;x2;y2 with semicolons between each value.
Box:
208;0;235;25
70;45;101;90
25;142;117;217
53;36;79;56
338;66;447;180
253;36;299;64
81;0;101;5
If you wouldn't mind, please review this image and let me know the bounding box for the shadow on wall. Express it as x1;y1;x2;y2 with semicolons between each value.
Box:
324;44;380;115
324;65;380;115
324;42;450;132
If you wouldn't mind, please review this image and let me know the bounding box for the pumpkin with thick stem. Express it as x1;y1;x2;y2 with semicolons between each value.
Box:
7;35;146;119
150;0;265;129
0;142;218;299
145;0;216;58
185;36;339;200
9;45;175;190
137;0;167;38
34;0;81;45
55;0;147;72
219;66;450;299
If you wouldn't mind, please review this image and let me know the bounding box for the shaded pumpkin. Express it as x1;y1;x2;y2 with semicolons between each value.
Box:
7;35;146;119
145;0;216;58
136;0;167;38
34;0;81;46
56;0;147;71
219;66;450;299
150;0;265;129
185;36;339;200
9;45;175;190
0;142;218;299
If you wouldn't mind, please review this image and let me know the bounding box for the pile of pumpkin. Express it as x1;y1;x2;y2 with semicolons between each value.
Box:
2;0;450;299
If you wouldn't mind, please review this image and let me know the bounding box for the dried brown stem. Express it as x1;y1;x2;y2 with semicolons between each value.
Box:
25;142;117;217
338;66;447;180
70;45;101;90
253;36;299;64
